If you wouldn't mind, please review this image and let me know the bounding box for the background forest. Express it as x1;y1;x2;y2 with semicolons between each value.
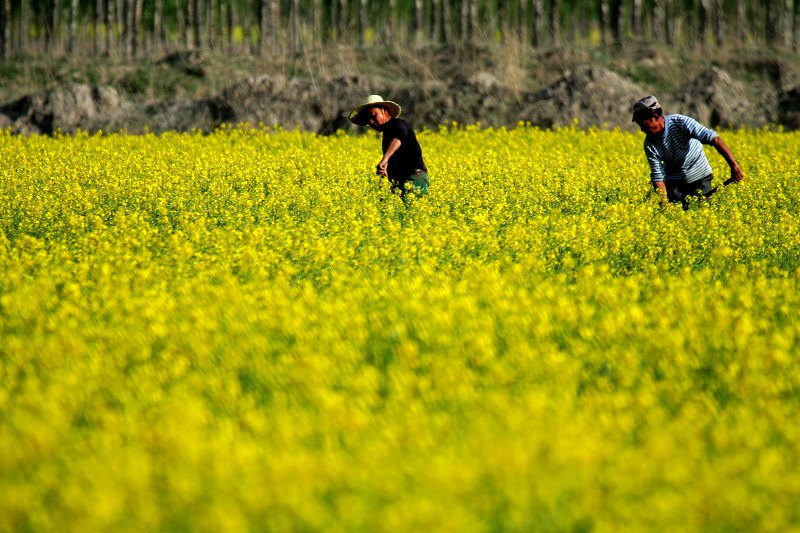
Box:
2;0;799;60
1;1;799;134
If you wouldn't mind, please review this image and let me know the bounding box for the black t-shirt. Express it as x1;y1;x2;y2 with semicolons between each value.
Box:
381;118;427;181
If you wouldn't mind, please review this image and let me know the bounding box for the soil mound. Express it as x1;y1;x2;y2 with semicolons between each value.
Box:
672;67;761;128
519;65;647;131
220;74;381;133
0;84;126;134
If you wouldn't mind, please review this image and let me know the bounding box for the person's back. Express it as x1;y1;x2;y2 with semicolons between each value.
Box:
380;117;426;183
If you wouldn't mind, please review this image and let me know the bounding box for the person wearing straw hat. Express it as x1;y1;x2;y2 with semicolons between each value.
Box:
631;95;743;209
349;95;429;196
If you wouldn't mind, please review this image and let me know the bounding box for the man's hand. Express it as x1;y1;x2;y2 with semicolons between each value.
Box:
652;180;668;204
712;136;744;183
376;159;389;176
730;162;744;183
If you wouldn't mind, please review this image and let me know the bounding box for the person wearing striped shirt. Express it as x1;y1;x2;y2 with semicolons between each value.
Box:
632;95;744;208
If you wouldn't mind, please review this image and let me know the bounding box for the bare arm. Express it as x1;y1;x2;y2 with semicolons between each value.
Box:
652;180;668;202
711;136;744;183
377;138;402;176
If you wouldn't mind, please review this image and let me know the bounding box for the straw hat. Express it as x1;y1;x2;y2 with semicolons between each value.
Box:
348;95;402;126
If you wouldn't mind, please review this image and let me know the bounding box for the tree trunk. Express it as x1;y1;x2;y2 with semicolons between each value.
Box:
664;0;674;45
469;0;477;42
359;0;367;45
50;0;62;54
94;0;103;55
313;0;323;46
123;0;132;57
289;0;299;52
531;0;543;47
18;0;29;55
782;0;793;48
631;0;642;37
550;0;561;45
712;0;724;46
226;1;234;53
175;0;186;49
461;0;469;41
698;0;709;49
0;0;8;59
105;0;115;56
598;0;609;46
258;0;266;54
338;0;346;41
186;0;194;48
208;0;217;49
134;0;142;57
518;0;526;42
415;0;424;44
609;0;621;45
67;0;77;53
794;0;800;50
766;0;779;46
192;0;201;50
153;0;163;52
652;0;664;43
270;0;280;49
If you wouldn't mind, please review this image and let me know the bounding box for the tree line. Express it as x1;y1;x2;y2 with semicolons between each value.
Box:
1;0;800;60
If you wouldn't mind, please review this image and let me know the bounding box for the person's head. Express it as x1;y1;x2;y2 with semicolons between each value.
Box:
632;95;665;136
348;95;402;130
363;105;392;130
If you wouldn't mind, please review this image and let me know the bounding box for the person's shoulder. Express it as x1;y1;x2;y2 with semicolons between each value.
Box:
668;113;701;125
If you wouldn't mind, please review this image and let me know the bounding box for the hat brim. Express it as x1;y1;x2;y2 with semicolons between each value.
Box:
631;109;660;122
348;101;402;126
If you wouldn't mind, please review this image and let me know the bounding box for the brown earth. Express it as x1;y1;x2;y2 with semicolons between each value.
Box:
1;45;798;135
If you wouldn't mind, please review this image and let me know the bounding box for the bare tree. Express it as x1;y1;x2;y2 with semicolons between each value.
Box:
609;0;621;44
698;0;710;49
550;0;561;45
631;0;643;37
652;0;664;43
94;0;104;55
258;0;267;54
531;0;543;47
795;0;800;50
664;0;674;45
431;0;441;43
271;0;280;49
463;0;477;42
134;0;143;56
18;0;29;55
153;0;164;52
765;0;779;46
782;0;793;47
712;0;724;46
598;0;610;45
289;0;299;51
67;0;77;53
414;0;424;44
0;0;9;59
191;0;201;50
338;0;346;41
208;0;217;49
123;0;132;57
105;0;116;56
359;0;368;45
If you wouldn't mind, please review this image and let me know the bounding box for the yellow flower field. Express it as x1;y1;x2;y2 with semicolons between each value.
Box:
1;125;799;532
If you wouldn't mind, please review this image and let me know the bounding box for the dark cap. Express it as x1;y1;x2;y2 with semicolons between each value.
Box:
631;95;662;122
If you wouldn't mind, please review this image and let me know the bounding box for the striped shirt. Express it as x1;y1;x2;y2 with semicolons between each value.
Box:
643;114;718;184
